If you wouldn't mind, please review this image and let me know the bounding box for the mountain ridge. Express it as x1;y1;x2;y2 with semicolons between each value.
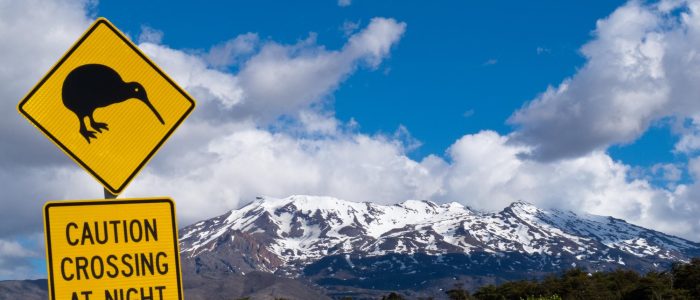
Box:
3;196;699;299
179;195;700;285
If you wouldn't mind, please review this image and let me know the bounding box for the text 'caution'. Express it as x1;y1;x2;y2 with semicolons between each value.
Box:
43;198;183;300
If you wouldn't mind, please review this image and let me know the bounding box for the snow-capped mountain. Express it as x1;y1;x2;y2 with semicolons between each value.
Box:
179;195;700;288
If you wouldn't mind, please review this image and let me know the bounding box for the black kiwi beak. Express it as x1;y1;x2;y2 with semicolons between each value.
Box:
141;95;164;125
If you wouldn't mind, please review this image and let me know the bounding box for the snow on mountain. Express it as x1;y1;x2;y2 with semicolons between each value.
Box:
179;195;700;276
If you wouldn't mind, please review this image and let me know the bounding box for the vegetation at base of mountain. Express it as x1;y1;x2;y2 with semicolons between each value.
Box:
456;258;700;300
376;258;700;300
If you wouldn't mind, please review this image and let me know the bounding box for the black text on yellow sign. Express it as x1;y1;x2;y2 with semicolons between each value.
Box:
44;198;183;300
18;17;195;194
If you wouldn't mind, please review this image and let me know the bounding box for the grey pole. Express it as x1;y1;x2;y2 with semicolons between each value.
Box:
104;188;117;199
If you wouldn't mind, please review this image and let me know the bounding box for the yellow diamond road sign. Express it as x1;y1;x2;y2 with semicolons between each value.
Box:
18;18;195;194
44;198;183;300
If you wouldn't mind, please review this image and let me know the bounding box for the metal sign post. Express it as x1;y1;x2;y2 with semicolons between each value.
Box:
104;188;118;199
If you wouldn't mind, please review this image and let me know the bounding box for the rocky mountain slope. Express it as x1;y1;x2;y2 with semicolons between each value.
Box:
0;279;47;300
5;196;700;299
179;195;700;293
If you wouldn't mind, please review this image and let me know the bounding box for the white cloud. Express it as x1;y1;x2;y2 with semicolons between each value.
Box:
126;126;447;224
0;0;94;168
6;0;700;281
138;25;164;44
0;241;34;259
498;0;700;237
0;235;44;280
442;130;700;240
509;1;673;160
345;18;406;68
204;32;259;68
651;163;682;182
341;20;361;37
234;18;405;122
674;114;700;154
298;110;340;135
128;126;700;241
141;17;405;123
338;0;351;7
0;0;103;278
0;0;404;278
140;42;245;111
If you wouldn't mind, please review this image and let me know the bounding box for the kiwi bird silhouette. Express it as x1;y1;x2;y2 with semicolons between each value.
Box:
62;64;164;143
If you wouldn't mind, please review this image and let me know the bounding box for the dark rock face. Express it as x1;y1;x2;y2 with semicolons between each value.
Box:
180;229;284;276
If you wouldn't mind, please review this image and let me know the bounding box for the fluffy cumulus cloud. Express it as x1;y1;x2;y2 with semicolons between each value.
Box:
6;0;700;280
125;0;700;243
0;0;97;280
0;236;43;280
0;0;93;168
442;131;698;238
508;0;700;160
140;17;405;123
233;17;405;121
137;25;164;44
0;0;411;278
127;126;447;223
203;32;259;68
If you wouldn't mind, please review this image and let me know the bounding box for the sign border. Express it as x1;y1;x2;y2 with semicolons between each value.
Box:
17;17;196;194
43;197;183;300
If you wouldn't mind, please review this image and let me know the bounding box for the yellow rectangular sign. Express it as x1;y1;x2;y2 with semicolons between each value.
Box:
18;18;195;195
43;198;183;300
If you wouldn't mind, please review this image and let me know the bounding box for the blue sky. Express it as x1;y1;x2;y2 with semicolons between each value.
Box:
5;0;700;279
99;0;644;162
